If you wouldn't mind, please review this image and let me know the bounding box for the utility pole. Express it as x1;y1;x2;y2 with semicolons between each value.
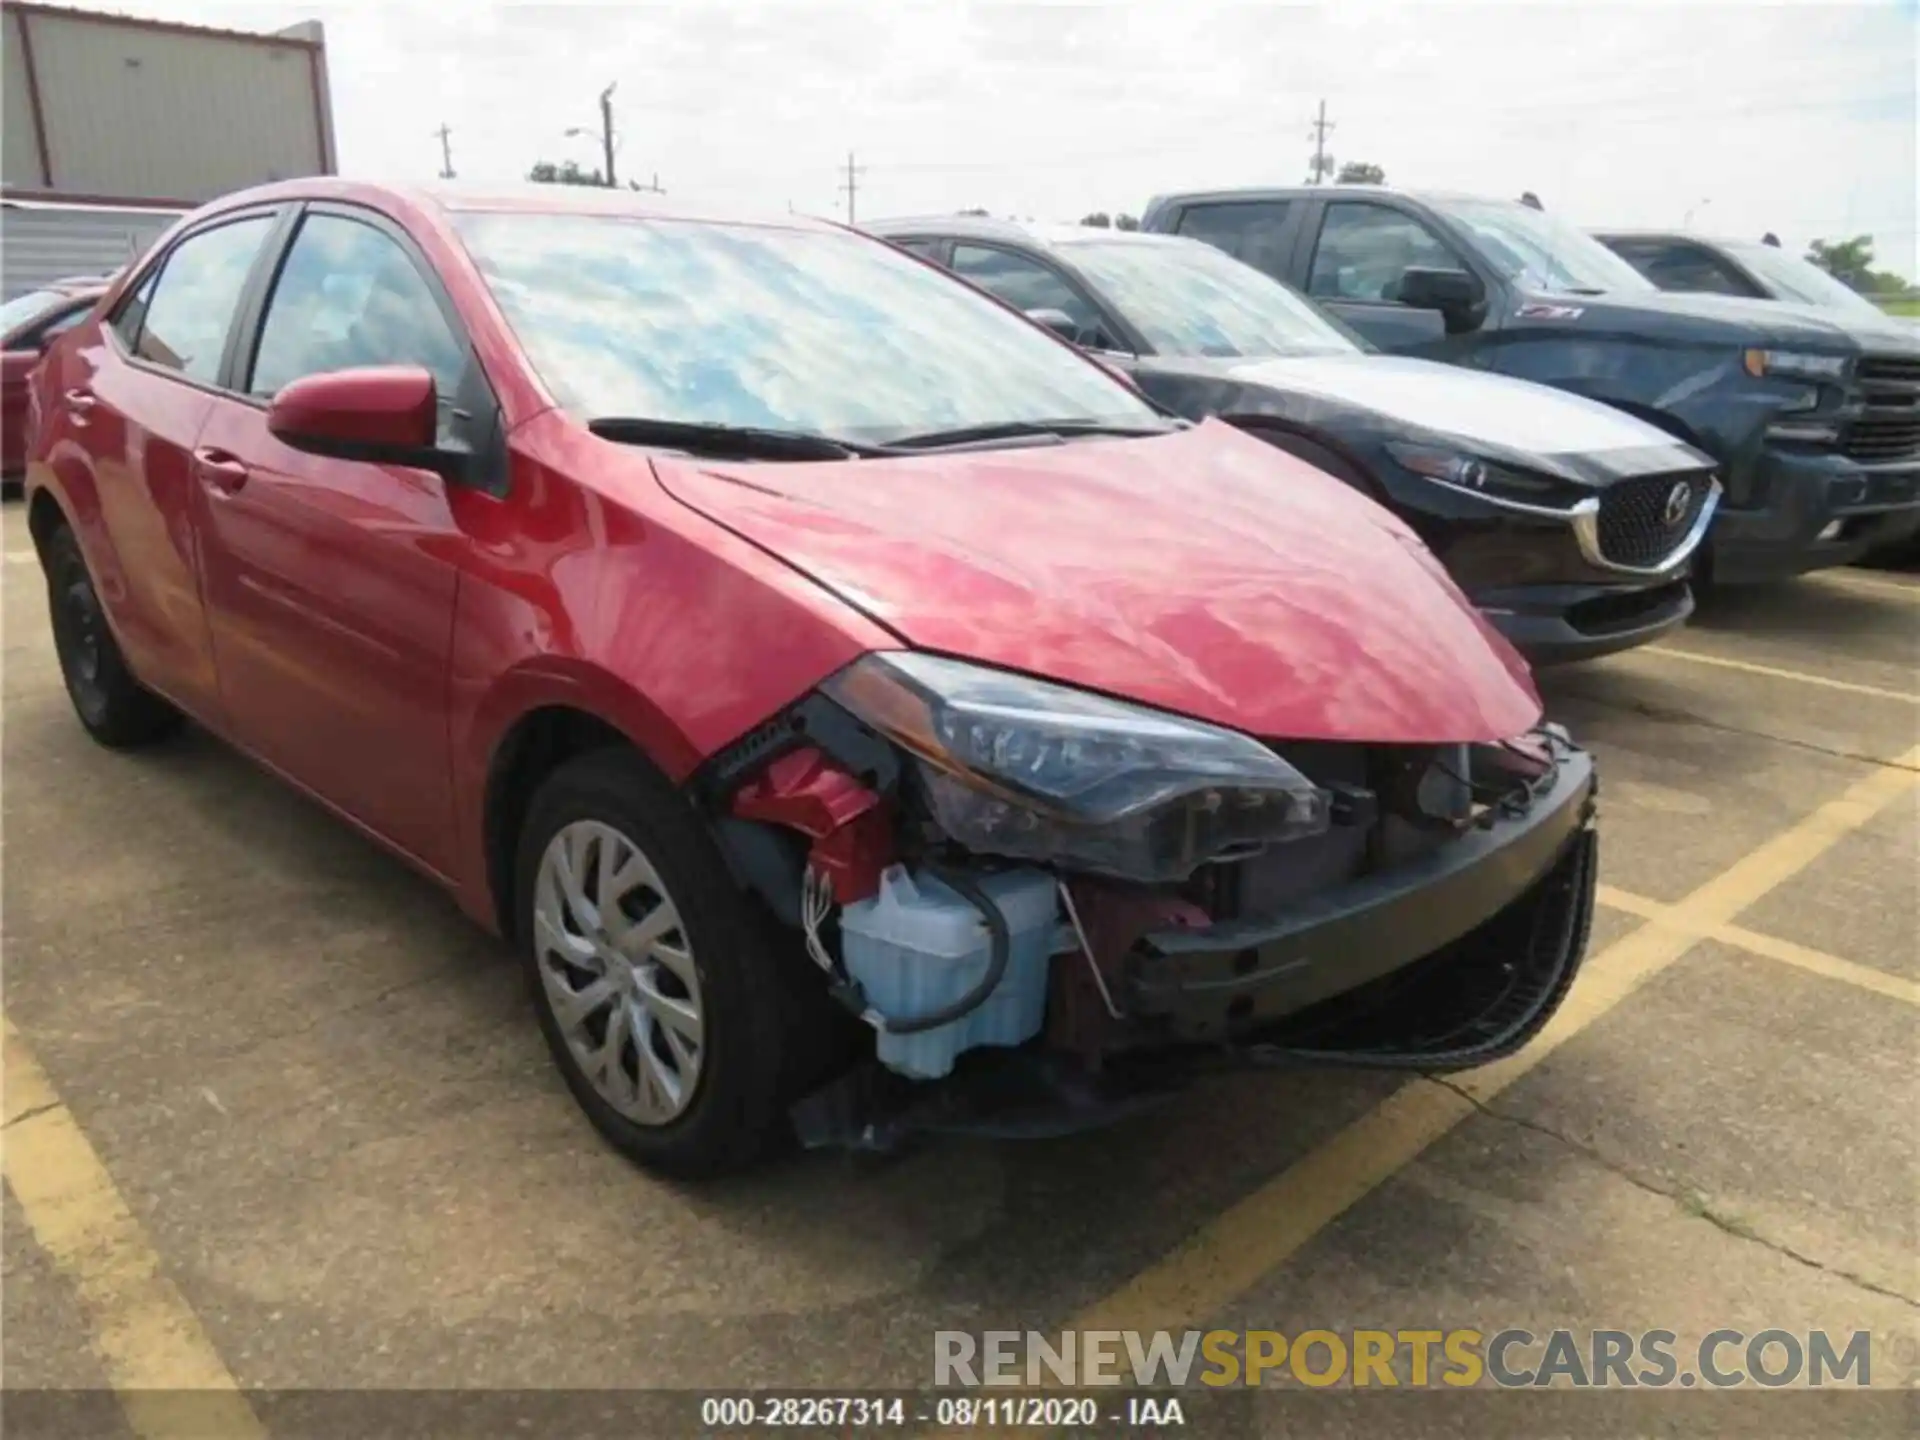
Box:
838;151;867;224
598;83;618;188
1306;99;1336;185
566;83;622;188
433;123;455;180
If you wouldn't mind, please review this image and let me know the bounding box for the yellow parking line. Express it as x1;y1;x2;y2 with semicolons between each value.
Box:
1637;646;1918;705
1057;750;1920;1340
1;1018;264;1440
1811;571;1920;603
1598;884;1920;1007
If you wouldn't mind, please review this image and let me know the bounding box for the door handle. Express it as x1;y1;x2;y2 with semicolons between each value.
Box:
193;447;251;495
64;388;96;426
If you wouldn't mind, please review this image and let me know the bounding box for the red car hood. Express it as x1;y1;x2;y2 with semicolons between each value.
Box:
652;420;1540;743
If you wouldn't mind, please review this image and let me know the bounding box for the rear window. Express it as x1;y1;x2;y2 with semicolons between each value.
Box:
1173;201;1294;278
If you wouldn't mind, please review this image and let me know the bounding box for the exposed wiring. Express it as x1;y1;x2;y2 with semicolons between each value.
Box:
1428;725;1571;829
801;865;840;978
800;862;1016;1037
1057;880;1125;1021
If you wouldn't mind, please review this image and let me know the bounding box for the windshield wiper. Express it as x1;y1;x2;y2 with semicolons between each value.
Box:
884;417;1182;452
587;416;884;461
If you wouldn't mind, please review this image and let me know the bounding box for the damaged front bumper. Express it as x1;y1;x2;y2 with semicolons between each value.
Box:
793;748;1598;1152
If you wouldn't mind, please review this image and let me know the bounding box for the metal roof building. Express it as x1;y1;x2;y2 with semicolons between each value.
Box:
2;1;336;207
1;2;335;295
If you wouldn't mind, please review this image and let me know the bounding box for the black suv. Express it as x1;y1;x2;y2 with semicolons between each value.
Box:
868;215;1716;665
1141;188;1920;582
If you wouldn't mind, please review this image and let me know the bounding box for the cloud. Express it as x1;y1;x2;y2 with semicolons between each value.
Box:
85;0;1920;274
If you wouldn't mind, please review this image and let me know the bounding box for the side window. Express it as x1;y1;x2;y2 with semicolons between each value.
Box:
950;244;1109;344
111;270;159;350
248;213;469;424
1634;243;1757;298
126;216;275;382
1175;201;1293;278
1307;204;1457;303
890;237;945;261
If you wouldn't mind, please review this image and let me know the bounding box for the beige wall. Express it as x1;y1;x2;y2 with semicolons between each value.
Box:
1;7;331;203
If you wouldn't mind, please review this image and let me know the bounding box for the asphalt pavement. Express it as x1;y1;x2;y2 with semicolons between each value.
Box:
3;500;1914;1437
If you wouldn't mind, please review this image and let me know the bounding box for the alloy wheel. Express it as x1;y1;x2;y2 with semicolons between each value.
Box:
531;819;705;1125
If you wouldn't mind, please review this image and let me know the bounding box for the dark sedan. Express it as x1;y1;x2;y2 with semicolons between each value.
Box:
869;217;1719;665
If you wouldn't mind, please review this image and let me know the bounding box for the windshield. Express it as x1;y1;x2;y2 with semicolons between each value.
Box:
0;289;68;337
453;212;1157;442
1721;242;1890;320
1436;199;1655;296
1063;238;1363;359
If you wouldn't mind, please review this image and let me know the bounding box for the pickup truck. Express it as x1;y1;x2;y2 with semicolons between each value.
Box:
1141;187;1920;582
1592;233;1900;322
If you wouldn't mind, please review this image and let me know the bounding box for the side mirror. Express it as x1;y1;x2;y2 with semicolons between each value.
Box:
266;365;460;478
1396;267;1485;332
1024;307;1083;343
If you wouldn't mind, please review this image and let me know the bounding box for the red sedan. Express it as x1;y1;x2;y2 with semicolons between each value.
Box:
24;181;1596;1176
3;276;109;481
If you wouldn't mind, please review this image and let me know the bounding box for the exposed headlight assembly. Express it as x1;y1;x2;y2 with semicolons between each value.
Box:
1742;348;1849;382
822;652;1330;883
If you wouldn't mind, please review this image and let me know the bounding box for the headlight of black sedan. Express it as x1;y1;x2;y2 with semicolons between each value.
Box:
1385;442;1564;504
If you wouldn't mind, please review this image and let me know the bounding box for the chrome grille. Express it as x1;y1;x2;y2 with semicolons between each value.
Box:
1858;354;1920;386
1595;472;1709;568
1846;353;1920;463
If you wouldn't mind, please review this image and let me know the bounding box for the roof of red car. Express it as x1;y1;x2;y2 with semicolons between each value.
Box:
197;176;841;233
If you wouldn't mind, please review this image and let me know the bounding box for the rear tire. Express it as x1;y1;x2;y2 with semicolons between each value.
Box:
514;748;827;1178
44;522;181;749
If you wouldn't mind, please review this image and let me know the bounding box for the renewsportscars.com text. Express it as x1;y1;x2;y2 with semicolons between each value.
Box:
933;1328;1874;1389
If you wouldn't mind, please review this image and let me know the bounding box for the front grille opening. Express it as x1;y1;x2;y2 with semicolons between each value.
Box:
1858;355;1920;386
1245;830;1596;1069
1844;418;1920;463
1566;582;1686;635
1849;355;1920;463
1596;472;1707;568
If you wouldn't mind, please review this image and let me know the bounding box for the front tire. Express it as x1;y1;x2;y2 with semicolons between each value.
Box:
43;522;181;749
513;748;810;1178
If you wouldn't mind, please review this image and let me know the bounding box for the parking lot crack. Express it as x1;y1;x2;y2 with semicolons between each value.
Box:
3;1100;60;1130
1431;1076;1920;1311
1557;690;1920;773
273;962;473;1043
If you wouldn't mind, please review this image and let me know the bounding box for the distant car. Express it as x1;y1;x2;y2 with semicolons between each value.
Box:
25;180;1597;1177
867;216;1718;665
1593;233;1896;321
1139;187;1920;582
2;277;109;483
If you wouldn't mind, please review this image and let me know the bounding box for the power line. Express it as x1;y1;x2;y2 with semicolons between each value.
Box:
856;87;1907;178
838;150;867;224
433;122;455;181
1306;99;1335;185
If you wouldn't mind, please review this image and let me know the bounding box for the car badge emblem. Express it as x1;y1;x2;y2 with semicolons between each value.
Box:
1663;481;1692;528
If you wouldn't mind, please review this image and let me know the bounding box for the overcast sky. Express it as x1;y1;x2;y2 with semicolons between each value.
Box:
100;0;1919;277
